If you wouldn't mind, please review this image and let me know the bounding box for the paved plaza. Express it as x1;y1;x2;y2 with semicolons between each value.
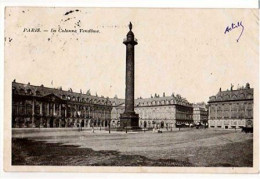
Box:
12;128;253;167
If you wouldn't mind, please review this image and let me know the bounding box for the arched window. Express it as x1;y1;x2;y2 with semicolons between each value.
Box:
144;121;147;128
223;94;229;100
239;93;245;99
36;90;41;96
27;89;32;95
209;96;216;101
161;121;164;128
217;96;222;101
231;95;237;100
247;94;253;99
19;88;25;95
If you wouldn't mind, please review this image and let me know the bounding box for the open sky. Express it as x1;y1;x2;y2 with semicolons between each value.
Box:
5;8;258;103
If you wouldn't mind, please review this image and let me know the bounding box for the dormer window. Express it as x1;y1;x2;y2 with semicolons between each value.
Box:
27;89;32;95
19;89;25;95
36;91;41;96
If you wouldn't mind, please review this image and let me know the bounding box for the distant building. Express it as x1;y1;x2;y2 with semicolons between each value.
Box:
208;83;253;129
111;94;193;129
192;102;208;125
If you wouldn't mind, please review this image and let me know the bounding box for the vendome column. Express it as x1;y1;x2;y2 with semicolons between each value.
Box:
120;22;139;129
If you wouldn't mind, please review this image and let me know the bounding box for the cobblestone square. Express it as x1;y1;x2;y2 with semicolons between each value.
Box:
12;128;253;167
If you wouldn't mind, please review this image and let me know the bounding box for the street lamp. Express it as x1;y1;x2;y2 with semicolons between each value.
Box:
108;119;111;134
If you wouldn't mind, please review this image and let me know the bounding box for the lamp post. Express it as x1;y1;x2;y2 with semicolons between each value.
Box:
108;120;111;134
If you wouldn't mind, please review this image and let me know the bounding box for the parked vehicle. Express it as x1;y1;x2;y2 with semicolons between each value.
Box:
242;119;253;133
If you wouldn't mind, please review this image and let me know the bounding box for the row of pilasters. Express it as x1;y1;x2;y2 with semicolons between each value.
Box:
13;99;112;128
210;102;253;120
13;117;111;128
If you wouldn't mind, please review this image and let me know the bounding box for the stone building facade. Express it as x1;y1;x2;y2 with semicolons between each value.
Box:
192;102;208;125
12;81;194;129
208;83;253;129
111;95;193;129
12;81;112;128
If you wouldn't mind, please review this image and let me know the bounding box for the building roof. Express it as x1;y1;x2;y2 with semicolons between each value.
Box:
192;102;208;111
12;81;192;107
110;96;192;107
208;85;253;103
109;98;125;107
12;81;112;106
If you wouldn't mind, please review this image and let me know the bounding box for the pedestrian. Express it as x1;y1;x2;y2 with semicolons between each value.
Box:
81;120;84;131
78;123;80;132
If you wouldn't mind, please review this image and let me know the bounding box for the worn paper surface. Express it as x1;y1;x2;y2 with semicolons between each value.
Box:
4;7;259;173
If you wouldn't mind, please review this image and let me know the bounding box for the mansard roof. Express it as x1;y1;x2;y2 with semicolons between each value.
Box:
135;96;192;107
12;81;192;107
12;82;112;106
109;98;125;107
110;96;192;107
208;88;253;103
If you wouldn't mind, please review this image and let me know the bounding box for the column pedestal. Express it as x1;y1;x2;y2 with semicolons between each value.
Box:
120;112;140;130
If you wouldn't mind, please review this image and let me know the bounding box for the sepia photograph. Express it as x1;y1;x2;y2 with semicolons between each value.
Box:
3;7;259;173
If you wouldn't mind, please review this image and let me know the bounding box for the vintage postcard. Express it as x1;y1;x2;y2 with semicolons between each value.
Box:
3;7;259;173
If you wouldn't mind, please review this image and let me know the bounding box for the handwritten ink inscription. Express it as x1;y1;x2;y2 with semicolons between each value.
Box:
224;21;244;42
